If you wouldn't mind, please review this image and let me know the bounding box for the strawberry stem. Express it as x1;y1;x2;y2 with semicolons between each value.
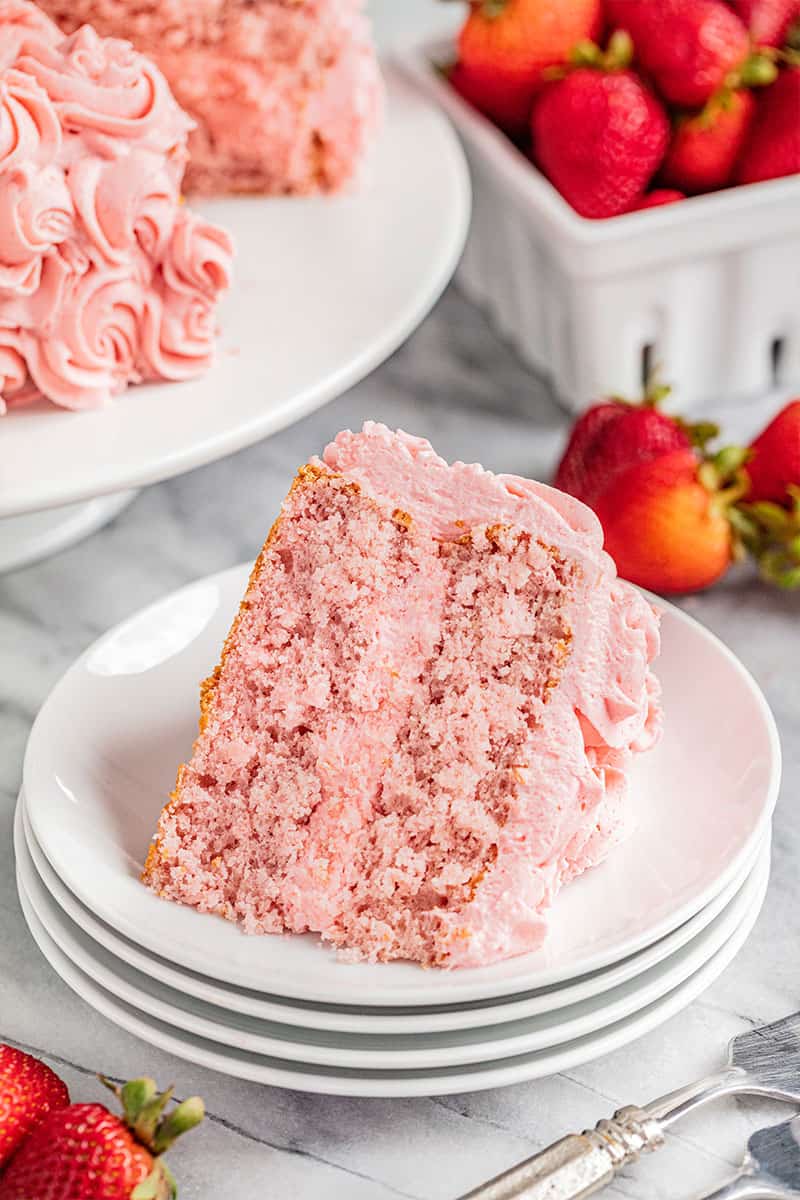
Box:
732;487;800;588
731;50;779;87
98;1075;204;1196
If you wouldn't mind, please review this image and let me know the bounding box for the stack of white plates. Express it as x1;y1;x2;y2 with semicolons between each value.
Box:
16;565;781;1097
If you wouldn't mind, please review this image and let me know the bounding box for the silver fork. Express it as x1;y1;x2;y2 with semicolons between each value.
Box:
696;1115;800;1200
459;1014;800;1199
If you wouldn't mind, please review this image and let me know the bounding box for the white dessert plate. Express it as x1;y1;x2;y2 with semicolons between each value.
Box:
17;865;768;1097
16;802;770;1070
23;562;781;1006
20;792;765;1035
0;68;470;519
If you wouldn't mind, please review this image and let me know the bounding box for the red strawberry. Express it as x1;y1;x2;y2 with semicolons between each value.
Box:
744;398;800;503
0;1077;203;1200
735;68;800;183
661;89;756;193
456;0;603;135
594;448;735;592
0;1045;69;1170
606;0;751;106
728;0;800;47
554;394;693;508
531;36;669;218
631;188;686;208
450;60;537;136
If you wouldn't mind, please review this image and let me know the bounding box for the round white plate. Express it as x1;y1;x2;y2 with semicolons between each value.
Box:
17;867;767;1097
16;807;770;1070
23;562;781;1006
0;69;470;519
20;792;765;1035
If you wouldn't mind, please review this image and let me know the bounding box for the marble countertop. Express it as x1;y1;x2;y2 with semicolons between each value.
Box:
1;5;798;1197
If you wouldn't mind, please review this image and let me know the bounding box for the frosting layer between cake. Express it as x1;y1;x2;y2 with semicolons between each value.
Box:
143;426;661;968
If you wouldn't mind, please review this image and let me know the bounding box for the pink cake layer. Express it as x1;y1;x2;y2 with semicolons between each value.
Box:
0;1;233;412
36;1;383;195
143;424;661;968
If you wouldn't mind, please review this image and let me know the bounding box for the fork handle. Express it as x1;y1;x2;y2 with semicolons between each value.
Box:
458;1106;664;1199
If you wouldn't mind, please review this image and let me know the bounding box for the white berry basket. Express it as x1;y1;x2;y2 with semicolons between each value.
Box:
399;41;800;414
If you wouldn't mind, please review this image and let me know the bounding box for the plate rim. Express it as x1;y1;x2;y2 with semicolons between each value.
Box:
19;790;767;1034
16;806;770;1070
16;866;768;1097
23;563;782;1006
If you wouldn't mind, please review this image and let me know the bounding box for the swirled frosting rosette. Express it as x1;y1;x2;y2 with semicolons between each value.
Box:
0;1;232;413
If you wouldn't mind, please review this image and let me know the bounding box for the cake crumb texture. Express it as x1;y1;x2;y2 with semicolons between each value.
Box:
143;427;662;969
143;424;662;968
35;0;384;195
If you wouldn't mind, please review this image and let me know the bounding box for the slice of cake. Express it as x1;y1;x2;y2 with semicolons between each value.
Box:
143;424;661;968
35;1;383;195
0;1;233;412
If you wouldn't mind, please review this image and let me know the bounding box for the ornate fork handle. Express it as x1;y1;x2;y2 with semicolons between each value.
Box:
459;1105;664;1199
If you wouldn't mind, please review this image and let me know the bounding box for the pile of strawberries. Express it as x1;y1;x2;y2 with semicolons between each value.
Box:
451;0;800;217
0;1043;203;1200
554;388;800;592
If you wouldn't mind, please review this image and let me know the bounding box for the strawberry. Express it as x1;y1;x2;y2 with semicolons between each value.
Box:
0;1045;69;1170
449;60;537;135
530;34;669;218
743;398;800;503
594;448;737;592
0;1076;203;1200
728;0;800;47
735;67;800;183
630;188;686;208
606;0;753;106
554;389;694;508
661;89;756;193
455;0;603;134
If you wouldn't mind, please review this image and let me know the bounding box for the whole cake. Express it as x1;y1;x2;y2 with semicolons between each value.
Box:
0;1;233;413
34;0;383;195
143;424;662;968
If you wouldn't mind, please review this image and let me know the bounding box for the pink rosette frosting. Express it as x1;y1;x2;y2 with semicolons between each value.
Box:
0;1;233;414
0;67;60;169
0;161;72;293
0;328;27;412
23;265;146;408
68;148;179;267
15;24;193;155
0;0;60;71
161;209;233;299
140;278;217;382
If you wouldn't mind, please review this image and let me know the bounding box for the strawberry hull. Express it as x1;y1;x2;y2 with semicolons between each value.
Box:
399;43;800;413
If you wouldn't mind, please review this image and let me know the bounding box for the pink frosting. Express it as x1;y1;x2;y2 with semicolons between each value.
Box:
321;424;662;966
0;1;232;413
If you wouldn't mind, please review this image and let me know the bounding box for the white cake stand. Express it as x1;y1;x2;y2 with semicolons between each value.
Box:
0;67;470;571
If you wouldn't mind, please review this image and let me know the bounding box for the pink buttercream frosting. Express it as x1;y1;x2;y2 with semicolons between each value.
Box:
318;424;662;966
0;1;232;413
144;424;662;969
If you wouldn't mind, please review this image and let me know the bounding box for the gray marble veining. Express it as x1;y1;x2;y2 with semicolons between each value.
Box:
1;281;798;1200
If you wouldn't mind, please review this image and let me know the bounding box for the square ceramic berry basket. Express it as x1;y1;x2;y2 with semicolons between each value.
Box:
398;41;800;414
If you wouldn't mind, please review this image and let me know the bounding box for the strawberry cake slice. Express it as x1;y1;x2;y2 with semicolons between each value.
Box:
35;0;383;195
143;424;662;968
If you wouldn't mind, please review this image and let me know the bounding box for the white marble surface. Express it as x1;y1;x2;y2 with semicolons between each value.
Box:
1;3;799;1196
